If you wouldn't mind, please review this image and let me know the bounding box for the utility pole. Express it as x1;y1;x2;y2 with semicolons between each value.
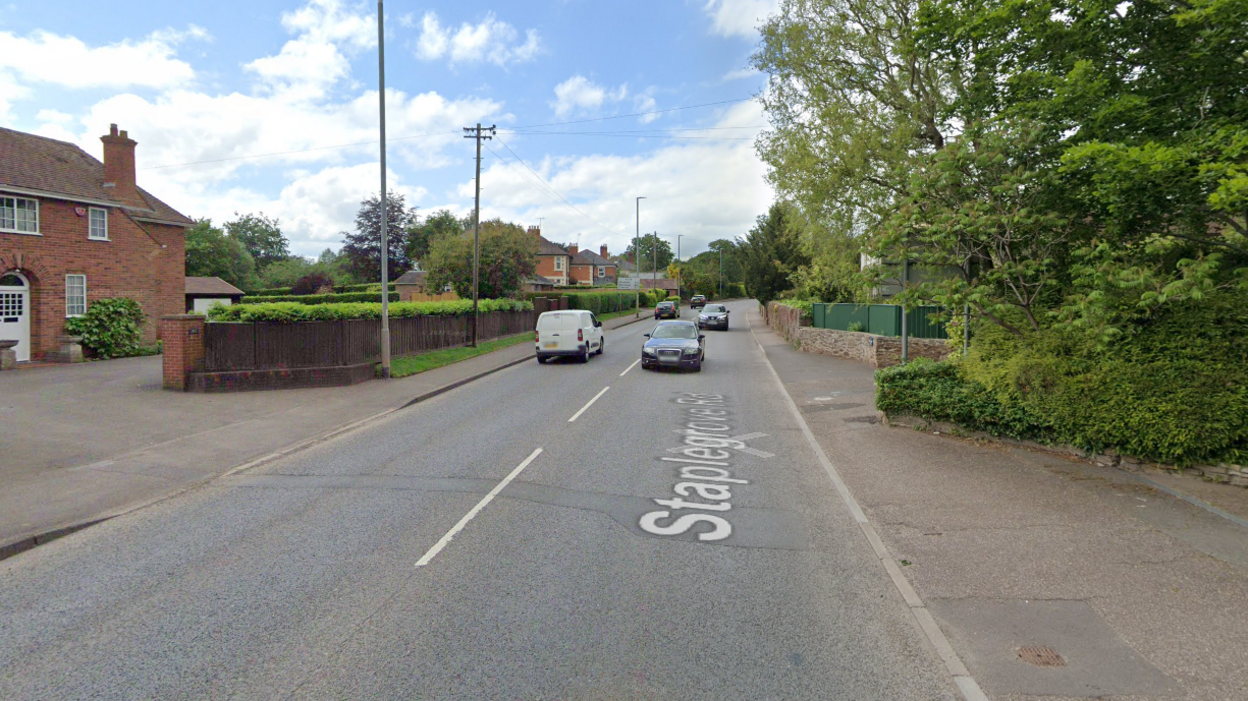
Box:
377;0;390;378
634;196;645;317
463;123;495;347
900;258;909;364
676;234;683;301
651;231;658;298
718;248;722;298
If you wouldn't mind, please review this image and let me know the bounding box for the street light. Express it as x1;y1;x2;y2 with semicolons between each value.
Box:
634;196;645;317
675;234;683;302
377;0;390;378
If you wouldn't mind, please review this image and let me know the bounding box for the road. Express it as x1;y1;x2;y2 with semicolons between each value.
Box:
0;300;957;700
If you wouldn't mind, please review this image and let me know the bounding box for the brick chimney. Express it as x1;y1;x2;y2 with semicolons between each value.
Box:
600;244;609;258
101;124;144;207
528;225;541;238
568;243;578;256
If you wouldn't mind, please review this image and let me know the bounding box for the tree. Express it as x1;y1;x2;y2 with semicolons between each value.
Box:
737;202;810;305
185;218;258;290
406;209;463;267
623;233;674;271
340;190;418;282
424;218;538;299
224;212;289;270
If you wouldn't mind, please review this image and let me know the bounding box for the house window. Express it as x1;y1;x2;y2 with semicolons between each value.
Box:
0;196;39;234
554;257;565;271
66;274;86;317
597;266;606;277
88;207;109;240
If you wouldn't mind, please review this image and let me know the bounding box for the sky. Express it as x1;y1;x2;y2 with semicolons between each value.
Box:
0;0;779;259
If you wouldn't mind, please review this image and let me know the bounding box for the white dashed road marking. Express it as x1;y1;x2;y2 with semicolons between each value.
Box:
568;386;610;423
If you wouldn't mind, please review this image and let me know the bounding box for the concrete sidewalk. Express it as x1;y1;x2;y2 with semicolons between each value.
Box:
1;311;653;558
748;309;1248;701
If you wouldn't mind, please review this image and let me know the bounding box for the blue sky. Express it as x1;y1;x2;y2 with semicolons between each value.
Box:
0;0;778;258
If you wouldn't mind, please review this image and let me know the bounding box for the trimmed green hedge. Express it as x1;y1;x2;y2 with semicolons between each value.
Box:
245;283;396;296
207;298;532;322
774;299;813;318
726;282;746;298
875;360;1047;440
241;292;400;305
562;291;637;316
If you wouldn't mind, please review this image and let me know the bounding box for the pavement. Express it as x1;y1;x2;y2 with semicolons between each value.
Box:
0;299;959;700
0;310;654;558
751;310;1248;700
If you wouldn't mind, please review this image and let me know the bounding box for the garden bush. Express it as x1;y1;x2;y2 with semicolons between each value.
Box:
65;297;147;359
774;299;813;318
562;291;637;315
726;282;746;298
291;271;335;295
207;298;532;322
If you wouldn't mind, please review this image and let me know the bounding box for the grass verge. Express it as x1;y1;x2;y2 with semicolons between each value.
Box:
385;332;535;379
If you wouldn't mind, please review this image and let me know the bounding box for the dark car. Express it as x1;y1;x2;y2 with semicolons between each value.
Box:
641;320;705;372
654;300;679;319
697;303;730;330
690;295;707;309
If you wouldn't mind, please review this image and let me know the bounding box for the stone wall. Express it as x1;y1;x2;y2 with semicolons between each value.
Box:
765;302;953;368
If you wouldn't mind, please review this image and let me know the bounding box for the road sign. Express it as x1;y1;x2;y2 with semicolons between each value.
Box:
617;276;640;290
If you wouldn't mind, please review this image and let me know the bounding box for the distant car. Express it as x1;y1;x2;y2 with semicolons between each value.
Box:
641;320;705;372
535;310;603;364
654;300;679;319
697;304;730;330
690;295;707;309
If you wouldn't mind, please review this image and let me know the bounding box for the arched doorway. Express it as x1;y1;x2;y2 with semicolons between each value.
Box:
0;271;31;362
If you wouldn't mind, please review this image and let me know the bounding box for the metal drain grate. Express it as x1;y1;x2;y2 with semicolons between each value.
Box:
1018;645;1066;667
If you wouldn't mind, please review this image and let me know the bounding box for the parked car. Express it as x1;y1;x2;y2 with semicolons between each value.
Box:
535;310;603;363
697;304;730;330
690;295;707;309
641;320;705;372
654;300;680;319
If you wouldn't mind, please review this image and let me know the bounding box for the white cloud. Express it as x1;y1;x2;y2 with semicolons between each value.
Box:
414;11;541;67
634;94;659;124
703;0;778;38
244;0;376;101
722;67;760;82
0;26;202;90
551;75;627;118
467;101;773;256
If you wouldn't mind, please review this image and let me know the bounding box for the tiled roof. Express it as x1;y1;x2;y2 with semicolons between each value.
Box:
537;236;570;256
185;277;244;296
571;249;614;266
395;270;427;285
0;127;192;225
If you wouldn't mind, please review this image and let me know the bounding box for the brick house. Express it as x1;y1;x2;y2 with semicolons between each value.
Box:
569;244;617;286
530;226;571;286
0;125;193;362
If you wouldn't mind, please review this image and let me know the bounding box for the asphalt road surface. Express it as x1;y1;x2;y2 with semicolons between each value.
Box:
0;300;957;700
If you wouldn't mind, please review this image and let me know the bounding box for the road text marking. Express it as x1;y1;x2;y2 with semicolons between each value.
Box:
415;447;544;568
568;386;610;422
620;359;640;376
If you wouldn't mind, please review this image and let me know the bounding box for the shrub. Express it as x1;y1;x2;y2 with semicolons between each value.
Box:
563;291;637;315
775;299;813;318
65;297;147;359
292;272;335;295
241;292;400;305
847;321;865;332
726;282;746;298
207;298;533;322
875;359;1048;439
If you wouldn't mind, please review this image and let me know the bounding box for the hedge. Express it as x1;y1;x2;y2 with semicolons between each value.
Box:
561;291;638;316
245;283;396;296
773;299;813;318
207;298;533;322
241;292;400;305
726;282;746;298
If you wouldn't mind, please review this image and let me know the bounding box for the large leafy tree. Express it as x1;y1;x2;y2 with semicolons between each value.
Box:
623;233;674;272
340;191;418;282
737;202;810;305
406;209;463;267
424;219;538;299
224;212;289;270
185;218;257;290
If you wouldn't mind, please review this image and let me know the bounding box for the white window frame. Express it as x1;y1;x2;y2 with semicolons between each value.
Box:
554;256;565;271
66;274;87;317
88;207;109;240
597;266;606;277
0;196;40;235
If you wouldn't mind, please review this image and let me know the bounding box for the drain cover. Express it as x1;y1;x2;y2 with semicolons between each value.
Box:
1018;646;1066;667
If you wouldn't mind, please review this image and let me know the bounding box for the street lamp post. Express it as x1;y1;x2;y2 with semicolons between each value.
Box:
676;234;683;302
634;196;645;317
377;0;390;378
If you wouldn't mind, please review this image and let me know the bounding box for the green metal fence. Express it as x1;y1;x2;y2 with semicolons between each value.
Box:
810;303;947;339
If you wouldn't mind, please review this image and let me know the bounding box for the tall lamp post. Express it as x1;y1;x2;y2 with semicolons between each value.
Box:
634;196;645;317
377;0;390;378
676;234;683;301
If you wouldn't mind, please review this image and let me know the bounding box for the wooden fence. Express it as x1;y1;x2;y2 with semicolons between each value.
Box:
202;310;536;372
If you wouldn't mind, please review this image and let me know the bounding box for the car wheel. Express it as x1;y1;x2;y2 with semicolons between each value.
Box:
580;347;590;363
537;355;548;364
596;337;604;355
693;360;702;372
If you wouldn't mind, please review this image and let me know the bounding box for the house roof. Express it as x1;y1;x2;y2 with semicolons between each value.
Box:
615;259;638;272
526;274;556;285
571;249;614;266
537;236;570;256
394;270;427;285
0;127;193;226
185;276;244;296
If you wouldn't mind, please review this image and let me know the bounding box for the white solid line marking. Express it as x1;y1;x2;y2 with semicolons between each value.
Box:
619;359;640;376
415;447;544;568
748;319;988;701
568;386;610;422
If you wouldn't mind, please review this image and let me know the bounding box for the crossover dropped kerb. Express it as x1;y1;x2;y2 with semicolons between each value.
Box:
639;393;752;542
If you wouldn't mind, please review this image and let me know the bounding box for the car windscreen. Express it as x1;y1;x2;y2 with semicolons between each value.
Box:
651;325;698;339
703;305;726;313
658;302;673;308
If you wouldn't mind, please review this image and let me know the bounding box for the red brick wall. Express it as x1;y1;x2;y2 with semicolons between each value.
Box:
535;254;568;284
569;263;594;285
160;314;204;390
0;197;186;360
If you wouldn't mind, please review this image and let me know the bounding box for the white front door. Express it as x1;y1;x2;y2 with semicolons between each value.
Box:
0;272;31;362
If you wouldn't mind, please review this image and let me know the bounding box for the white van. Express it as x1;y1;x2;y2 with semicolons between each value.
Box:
535;310;604;363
